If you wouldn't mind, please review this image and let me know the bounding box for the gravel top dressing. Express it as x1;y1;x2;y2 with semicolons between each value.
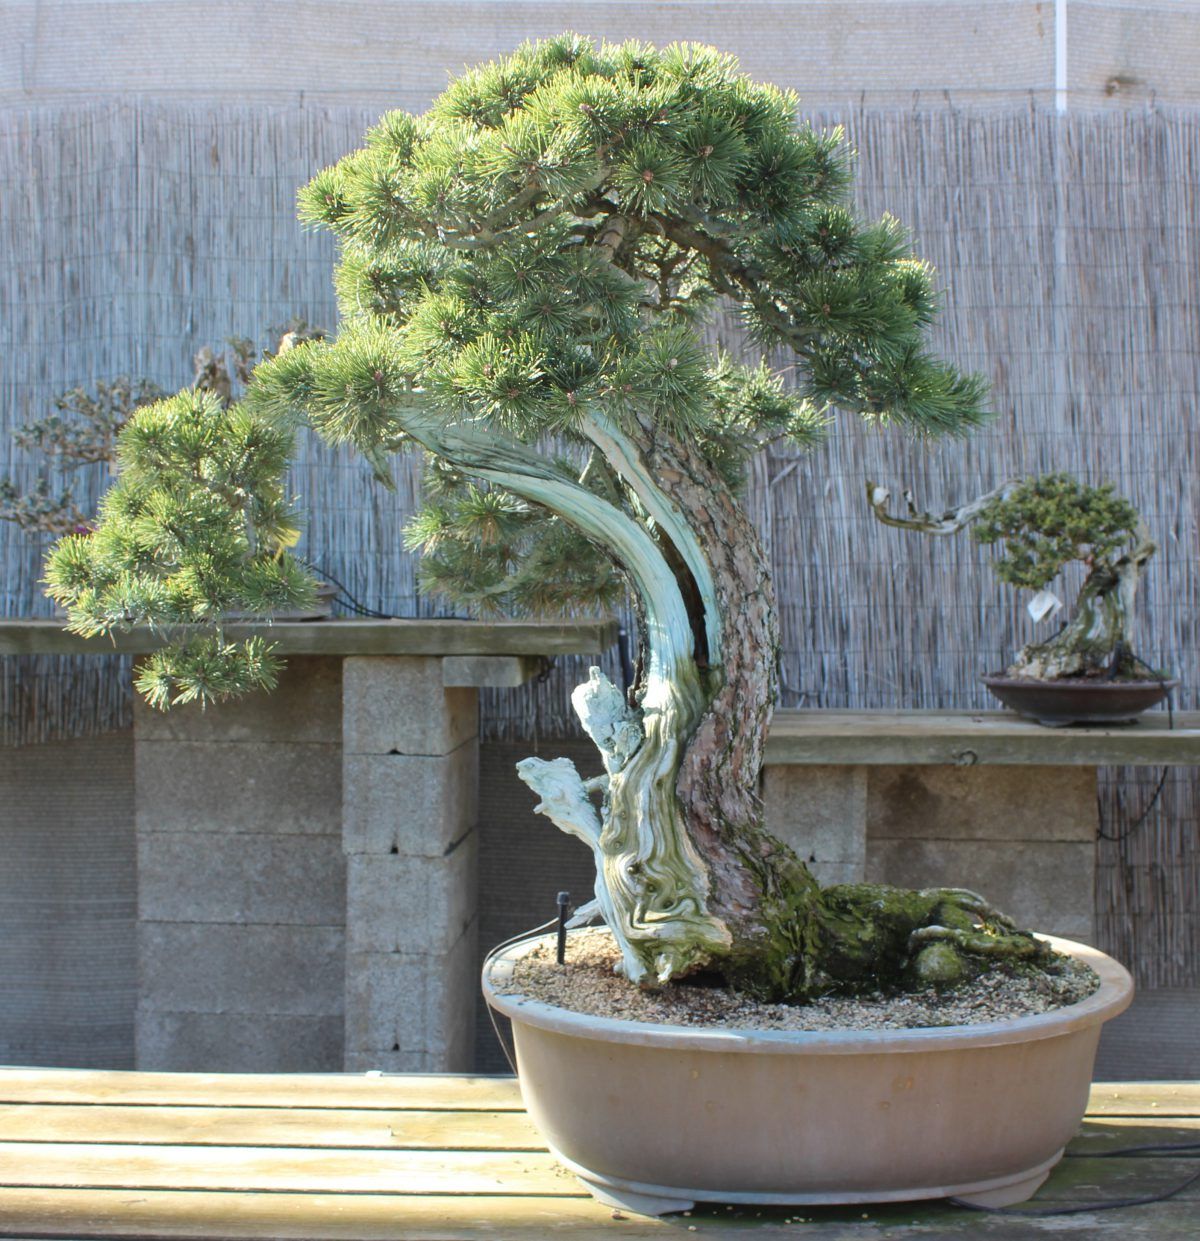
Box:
500;928;1101;1031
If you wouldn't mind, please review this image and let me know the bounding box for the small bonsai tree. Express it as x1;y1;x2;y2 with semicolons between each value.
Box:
868;472;1157;680
1;377;164;536
2;320;322;537
47;36;1052;998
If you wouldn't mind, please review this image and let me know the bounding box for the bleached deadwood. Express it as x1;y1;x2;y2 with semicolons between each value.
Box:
571;666;643;777
515;754;645;977
865;479;1019;536
392;401;731;985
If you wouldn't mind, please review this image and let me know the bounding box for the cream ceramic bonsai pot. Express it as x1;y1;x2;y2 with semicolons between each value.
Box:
482;933;1133;1216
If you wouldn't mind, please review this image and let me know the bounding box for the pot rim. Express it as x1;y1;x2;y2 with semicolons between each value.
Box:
981;673;1178;692
482;933;1133;1056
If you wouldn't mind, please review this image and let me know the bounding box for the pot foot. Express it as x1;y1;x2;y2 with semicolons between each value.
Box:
951;1168;1052;1209
578;1177;696;1217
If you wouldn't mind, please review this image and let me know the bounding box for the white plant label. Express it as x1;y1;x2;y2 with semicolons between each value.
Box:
1027;589;1063;623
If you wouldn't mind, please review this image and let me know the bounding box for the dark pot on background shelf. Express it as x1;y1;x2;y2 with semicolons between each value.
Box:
982;674;1177;727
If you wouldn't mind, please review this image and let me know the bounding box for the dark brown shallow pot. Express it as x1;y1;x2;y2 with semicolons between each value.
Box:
982;674;1177;726
483;933;1132;1217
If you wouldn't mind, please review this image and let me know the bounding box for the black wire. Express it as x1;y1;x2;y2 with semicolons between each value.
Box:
1094;650;1174;842
1097;765;1170;842
949;1167;1200;1217
297;558;398;620
483;917;563;1077
949;1138;1200;1216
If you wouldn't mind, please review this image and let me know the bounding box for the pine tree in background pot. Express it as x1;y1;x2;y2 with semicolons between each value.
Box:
868;472;1176;724
45;37;1131;1213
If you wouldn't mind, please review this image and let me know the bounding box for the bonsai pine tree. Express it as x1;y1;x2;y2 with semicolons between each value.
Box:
47;36;1052;998
2;319;323;537
868;472;1157;680
1;377;164;536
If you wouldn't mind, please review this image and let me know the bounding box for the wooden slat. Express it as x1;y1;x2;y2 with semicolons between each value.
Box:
0;1186;1197;1240
4;1073;1185;1115
0;1069;522;1110
0;1105;543;1150
0;1107;1192;1157
0;1142;576;1196
1073;1117;1200;1146
1087;1082;1200;1117
0;1189;671;1241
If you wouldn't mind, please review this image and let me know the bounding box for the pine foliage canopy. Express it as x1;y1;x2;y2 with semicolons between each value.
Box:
48;35;987;704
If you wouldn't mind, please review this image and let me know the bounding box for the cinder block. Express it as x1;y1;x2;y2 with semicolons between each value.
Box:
138;923;344;1015
867;766;1098;842
345;831;477;954
343;742;478;857
442;654;542;687
762;764;867;876
135;741;341;834
138;832;345;925
344;920;478;1071
1094;988;1200;1081
2;1020;134;1070
343;657;478;756
136;1010;343;1072
866;839;1094;941
133;657;342;744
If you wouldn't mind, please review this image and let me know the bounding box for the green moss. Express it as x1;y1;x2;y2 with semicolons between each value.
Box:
721;879;1053;1003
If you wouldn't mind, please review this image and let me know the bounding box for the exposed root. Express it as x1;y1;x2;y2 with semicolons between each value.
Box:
793;883;1055;998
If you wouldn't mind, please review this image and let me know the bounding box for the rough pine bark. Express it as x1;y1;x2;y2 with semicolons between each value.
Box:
628;422;823;993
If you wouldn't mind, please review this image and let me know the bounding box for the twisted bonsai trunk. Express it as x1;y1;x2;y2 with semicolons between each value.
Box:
582;423;1046;998
597;414;821;994
394;406;1046;999
1010;536;1155;679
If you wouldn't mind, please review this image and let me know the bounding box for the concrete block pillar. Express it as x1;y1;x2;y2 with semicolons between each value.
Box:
341;657;479;1071
762;765;868;886
133;657;345;1071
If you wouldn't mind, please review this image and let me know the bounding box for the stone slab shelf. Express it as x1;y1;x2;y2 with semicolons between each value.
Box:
0;618;619;687
767;708;1200;767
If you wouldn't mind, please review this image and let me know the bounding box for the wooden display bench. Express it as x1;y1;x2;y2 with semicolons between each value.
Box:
763;710;1200;944
0;1068;1195;1238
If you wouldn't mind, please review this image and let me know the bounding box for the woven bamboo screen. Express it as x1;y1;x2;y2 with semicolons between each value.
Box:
1;102;1195;983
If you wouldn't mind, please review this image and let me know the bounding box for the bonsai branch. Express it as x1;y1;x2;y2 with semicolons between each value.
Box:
865;478;1019;536
579;409;723;668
